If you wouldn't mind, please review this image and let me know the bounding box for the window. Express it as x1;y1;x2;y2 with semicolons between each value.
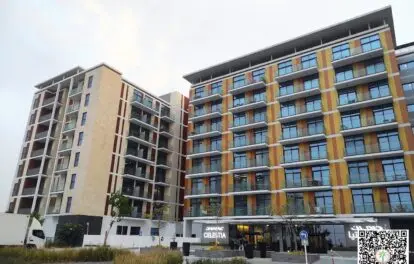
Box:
209;176;221;193
345;136;364;156
211;82;222;95
233;113;246;127
130;226;141;235
194;86;204;99
282;123;297;139
285;168;301;187
84;94;90;106
408;104;414;112
303;75;319;90
77;132;84;146
211;100;222;112
335;67;353;82
253;108;266;122
348;162;369;184
74;152;80;167
32;230;45;239
309;141;327;160
116;225;128;235
252;68;265;82
403;82;414;92
341;112;361;130
234;153;247;169
278;60;292;76
210;156;221;171
233;94;245;107
284;145;299;163
65;197;72;213
312;165;329;185
373;105;395;124
210;137;221;151
256;194;271;214
234;174;248;191
194;122;203;134
234;132;246;147
193;139;203;152
352;189;374;213
314;191;333;213
194;105;204;116
134;90;143;102
361;34;381;52
191;178;203;193
387;186;413;212
279;81;294;96
377;131;401;152
81;112;87;126
70;174;76;189
255;171;269;187
382;158;406;181
307;119;324;135
399;61;414;71
255;150;268;166
365;59;385;75
305;96;321;112
281;103;296;117
87;76;93;88
287;193;304;212
338;89;357;105
234;196;248;215
233;75;245;89
253;89;266;102
254;129;267;144
211;118;221;131
301;53;317;69
332;43;350;61
369;81;390;99
150;227;160;236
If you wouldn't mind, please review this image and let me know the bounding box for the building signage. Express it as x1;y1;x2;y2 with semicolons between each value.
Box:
201;224;229;244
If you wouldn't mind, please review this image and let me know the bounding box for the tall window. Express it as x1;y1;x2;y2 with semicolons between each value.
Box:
281;103;296;117
193;139;203;152
254;129;267;144
345;136;364;156
253;108;266;122
403;82;414;93
70;174;76;189
365;59;385;75
369;81;390;99
408;104;414;113
233;113;246;126
134;90;143;102
338;89;357;105
255;150;268;166
279;81;294;96
233;75;245;89
65;197;72;213
399;61;414;71
81;112;87;126
194;105;204;116
252;68;265;82
191;178;203;193
74;152;80;167
87;76;93;88
352;189;374;213
282;123;297;139
256;194;270;214
373;105;395;124
194;122;203;134
210;156;221;171
382;158;407;181
305;96;321;112
309;141;327;160
211;100;222;113
211;118;221;131
287;193;304;212
348;162;369;184
284;145;299;163
209;177;221;193
234;132;246;147
301;53;317;69
255;171;269;188
192;159;203;171
285;168;301;187
377;131;401;152
194;86;204;99
84;93;90;106
303;75;319;90
335;66;353;82
360;34;381;52
233;93;245;107
211;82;222;95
190;199;201;216
332;43;350;61
210;137;221;151
234;174;248;191
314;191;333;213
387;186;413;212
253;89;266;102
308;119;324;135
312;165;329;185
77;132;84;146
234;153;247;169
234;196;247;215
278;61;292;76
341;112;361;130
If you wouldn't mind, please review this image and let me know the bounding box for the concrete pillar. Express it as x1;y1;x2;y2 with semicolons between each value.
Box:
183;219;193;238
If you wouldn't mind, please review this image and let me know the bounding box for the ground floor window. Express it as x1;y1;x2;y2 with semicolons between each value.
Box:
130;226;141;235
116;225;128;235
151;227;159;236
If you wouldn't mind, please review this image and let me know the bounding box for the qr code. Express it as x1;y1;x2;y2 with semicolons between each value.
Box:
358;229;409;263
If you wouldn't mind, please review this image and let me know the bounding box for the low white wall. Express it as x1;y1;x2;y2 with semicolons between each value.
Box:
83;235;200;248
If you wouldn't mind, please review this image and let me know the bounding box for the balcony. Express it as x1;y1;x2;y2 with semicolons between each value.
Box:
26;167;43;176
277;85;321;103
185;185;221;198
127;131;155;147
130;113;157;130
337;92;393;112
228;206;271;217
42;97;56;106
189;126;221;140
343;143;403;162
279;126;326;145
55;163;69;173
275;62;319;83
190;89;223;105
186;164;222;178
58;141;73;154
30;148;46;158
156;159;172;169
38;113;53;123
334;67;388;90
34;131;49;141
332;46;383;68
122;186;152;202
229;78;266;95
340;117;398;136
186;206;217;217
189;107;222;122
229;159;269;174
154;176;171;186
282;178;331;192
17;208;32;214
348;171;409;188
50;180;65;193
125;149;154;165
131;96;159;115
22;187;36;196
159;127;173;138
278;105;323;123
69;87;83;97
284;204;335;216
280;152;328;168
229;137;269;152
228;183;271;195
160;112;175;123
123;167;153;183
352;202;414;214
62;122;76;133
187;145;222;159
230;116;268;132
66;104;80;115
229;97;267;113
158;143;173;153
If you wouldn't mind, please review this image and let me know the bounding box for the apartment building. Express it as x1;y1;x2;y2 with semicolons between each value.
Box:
7;64;188;239
183;6;414;252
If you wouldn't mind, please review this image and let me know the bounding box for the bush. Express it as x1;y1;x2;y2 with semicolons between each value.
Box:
114;249;183;264
191;258;246;264
55;223;84;247
0;247;127;263
287;250;305;255
207;245;224;251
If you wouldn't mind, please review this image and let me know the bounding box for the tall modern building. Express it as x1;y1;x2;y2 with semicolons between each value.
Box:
183;6;414;251
7;64;188;239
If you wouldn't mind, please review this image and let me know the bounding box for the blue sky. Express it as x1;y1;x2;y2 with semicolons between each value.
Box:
0;0;412;211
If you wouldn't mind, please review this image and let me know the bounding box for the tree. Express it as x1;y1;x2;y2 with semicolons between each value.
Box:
207;203;222;247
103;191;131;246
151;203;170;246
56;223;84;247
30;211;44;225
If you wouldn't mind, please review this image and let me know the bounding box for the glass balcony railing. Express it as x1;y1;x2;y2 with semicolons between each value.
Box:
31;148;46;157
280;104;322;118
67;104;80;113
193;107;222;118
281;125;325;140
335;63;386;83
192;89;223;100
338;90;391;107
282;204;334;215
276;60;318;77
233;158;269;169
352;202;414;214
281;151;327;164
128;130;152;143
55;163;69;171
42;97;56;106
38;113;53;122
230;77;267;91
344;142;402;157
126;148;151;161
124;167;151;180
341;115;396;131
70;87;82;95
229;183;270;192
278;83;320;97
284;178;330;188
231;116;267;128
122;186;151;199
22;187;36;195
332;44;382;62
26;167;41;176
130;112;154;126
190;145;222;154
186;206;218;217
188;164;222;174
191;125;221;136
186;185;221;195
34;131;49;139
59;141;73;151
349;171;408;184
63;122;76;131
230;137;269;148
131;96;159;113
230;96;267;109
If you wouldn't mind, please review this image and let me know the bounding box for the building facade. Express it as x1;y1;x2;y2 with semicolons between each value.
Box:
7;64;188;239
183;7;414;252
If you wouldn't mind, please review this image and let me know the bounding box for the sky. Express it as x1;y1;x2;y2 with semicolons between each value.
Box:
0;0;412;212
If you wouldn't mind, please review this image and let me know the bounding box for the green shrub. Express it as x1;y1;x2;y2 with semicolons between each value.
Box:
191;258;247;264
114;249;183;264
55;223;84;247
